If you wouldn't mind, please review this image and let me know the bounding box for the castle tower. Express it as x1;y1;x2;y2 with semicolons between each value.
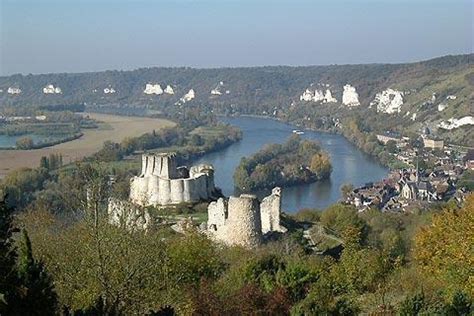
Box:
225;194;262;248
152;153;178;179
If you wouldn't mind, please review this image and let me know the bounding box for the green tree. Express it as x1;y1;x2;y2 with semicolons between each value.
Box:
16;137;34;149
0;198;19;313
16;229;58;315
385;140;398;153
320;204;368;244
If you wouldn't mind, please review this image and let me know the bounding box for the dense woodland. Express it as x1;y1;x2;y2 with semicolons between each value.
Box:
234;135;332;192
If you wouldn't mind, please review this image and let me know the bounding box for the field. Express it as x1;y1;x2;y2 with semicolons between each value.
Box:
0;113;175;178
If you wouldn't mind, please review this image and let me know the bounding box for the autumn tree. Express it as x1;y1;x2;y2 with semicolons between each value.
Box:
414;194;474;296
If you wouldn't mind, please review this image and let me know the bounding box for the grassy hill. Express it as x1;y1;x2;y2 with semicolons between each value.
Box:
1;54;472;145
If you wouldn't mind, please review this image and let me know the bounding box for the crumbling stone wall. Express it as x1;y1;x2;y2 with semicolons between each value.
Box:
207;188;286;248
260;187;287;234
108;198;151;231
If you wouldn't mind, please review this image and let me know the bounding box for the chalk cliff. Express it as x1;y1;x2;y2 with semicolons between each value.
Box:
144;83;163;95
43;84;62;94
342;84;360;107
371;88;404;114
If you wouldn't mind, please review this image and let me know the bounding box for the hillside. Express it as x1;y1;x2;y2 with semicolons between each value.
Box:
1;54;472;145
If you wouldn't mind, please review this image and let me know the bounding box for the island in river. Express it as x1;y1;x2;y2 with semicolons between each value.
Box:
234;135;331;192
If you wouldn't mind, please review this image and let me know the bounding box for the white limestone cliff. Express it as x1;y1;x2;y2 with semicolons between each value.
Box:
180;89;195;103
438;103;448;112
7;87;21;94
164;85;174;94
104;87;116;94
371;88;404;114
144;83;163;95
43;84;62;94
323;89;337;103
438;116;474;130
211;81;224;95
342;84;360;107
300;89;314;102
300;86;337;103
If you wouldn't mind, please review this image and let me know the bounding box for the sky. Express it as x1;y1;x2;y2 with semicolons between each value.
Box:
0;0;472;75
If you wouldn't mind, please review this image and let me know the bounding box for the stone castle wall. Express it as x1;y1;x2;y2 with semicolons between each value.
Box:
207;187;286;248
130;153;216;206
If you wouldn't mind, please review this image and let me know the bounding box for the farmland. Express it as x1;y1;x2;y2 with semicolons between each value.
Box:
0;113;175;178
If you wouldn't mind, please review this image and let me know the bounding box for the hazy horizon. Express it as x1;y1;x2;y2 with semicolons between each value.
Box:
1;0;472;76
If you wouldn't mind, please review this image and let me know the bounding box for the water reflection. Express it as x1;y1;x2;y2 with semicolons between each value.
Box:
194;116;388;212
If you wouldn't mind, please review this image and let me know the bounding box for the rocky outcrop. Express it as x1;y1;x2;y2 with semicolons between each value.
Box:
206;187;286;248
180;89;195;103
164;85;175;94
300;86;337;103
7;87;21;94
211;81;224;95
43;84;62;94
130;153;216;206
104;87;116;94
371;88;404;114
342;84;360;107
108;198;152;231
144;83;163;95
438;103;448;112
438;116;474;130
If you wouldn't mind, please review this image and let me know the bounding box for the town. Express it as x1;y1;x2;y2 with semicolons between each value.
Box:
346;130;473;212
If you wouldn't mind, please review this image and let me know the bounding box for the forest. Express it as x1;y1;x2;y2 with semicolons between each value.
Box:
234;135;332;192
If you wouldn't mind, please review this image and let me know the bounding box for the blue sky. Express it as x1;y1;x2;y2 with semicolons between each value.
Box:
0;0;472;75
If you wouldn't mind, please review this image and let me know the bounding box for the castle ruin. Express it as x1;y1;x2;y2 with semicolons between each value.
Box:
206;187;287;248
130;153;217;206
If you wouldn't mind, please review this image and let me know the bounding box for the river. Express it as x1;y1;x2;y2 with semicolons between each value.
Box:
194;116;388;212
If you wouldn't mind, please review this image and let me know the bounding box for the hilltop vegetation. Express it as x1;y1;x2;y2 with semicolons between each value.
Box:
1;54;472;145
1;165;472;314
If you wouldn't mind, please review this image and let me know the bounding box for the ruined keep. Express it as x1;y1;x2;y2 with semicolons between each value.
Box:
130;153;217;206
206;187;287;248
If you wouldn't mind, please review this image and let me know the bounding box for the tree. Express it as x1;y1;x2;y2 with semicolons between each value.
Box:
385;140;398;153
340;183;354;200
309;152;332;178
16;137;34;149
16;229;58;315
0;197;19;313
320;204;368;244
40;156;50;170
414;194;474;296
